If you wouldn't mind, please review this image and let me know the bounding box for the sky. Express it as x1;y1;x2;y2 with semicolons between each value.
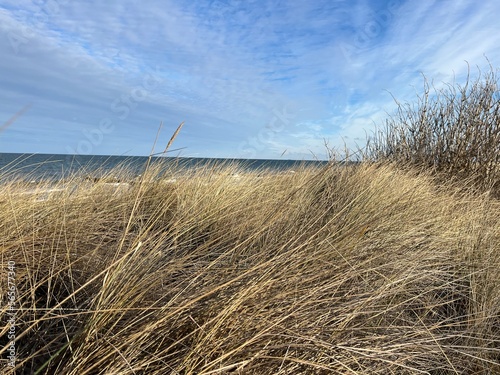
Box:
0;0;499;160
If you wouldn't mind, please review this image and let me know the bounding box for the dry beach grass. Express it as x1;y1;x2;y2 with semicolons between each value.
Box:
0;160;499;374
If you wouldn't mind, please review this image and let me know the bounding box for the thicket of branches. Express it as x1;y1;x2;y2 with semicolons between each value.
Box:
366;64;500;195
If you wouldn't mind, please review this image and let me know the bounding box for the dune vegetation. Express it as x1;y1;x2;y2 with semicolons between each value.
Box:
366;64;500;197
1;160;499;374
1;67;499;374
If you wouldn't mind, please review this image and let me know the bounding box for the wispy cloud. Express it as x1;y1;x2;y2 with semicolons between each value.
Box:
1;0;499;159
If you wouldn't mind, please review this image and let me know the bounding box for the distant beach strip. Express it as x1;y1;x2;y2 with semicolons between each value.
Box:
0;153;330;182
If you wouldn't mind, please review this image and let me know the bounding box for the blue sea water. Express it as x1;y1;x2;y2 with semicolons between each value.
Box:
0;153;329;181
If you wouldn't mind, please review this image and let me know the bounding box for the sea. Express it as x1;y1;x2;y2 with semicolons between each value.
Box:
0;153;330;181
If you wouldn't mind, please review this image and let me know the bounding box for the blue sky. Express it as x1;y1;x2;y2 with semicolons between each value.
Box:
1;0;499;159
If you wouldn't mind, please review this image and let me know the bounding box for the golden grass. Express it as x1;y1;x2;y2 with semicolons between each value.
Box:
1;160;499;374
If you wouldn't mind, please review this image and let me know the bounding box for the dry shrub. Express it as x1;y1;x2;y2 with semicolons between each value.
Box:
366;64;500;197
